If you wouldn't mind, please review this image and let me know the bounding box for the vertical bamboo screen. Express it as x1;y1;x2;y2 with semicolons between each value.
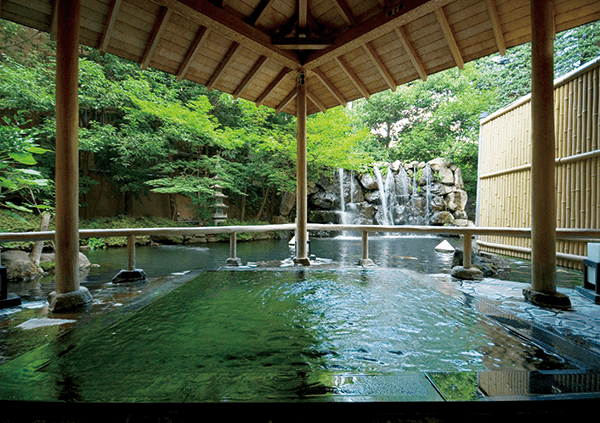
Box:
477;57;600;270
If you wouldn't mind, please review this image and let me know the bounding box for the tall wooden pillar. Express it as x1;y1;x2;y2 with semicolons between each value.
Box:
524;0;570;308
48;0;92;312
294;70;310;265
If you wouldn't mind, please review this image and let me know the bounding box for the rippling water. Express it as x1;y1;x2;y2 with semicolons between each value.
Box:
1;268;569;403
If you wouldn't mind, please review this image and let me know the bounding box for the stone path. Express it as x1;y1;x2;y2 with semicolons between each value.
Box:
448;277;600;361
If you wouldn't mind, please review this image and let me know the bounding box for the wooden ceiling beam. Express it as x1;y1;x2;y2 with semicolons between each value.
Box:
299;0;308;35
484;0;506;56
335;56;370;100
255;67;290;107
434;6;464;69
311;68;347;107
249;0;277;27
157;0;300;70
177;26;211;81
276;89;297;113
304;0;450;70
49;0;59;40
206;41;242;91
307;89;327;114
99;0;123;52
363;41;397;91
233;56;269;99
394;26;427;81
332;0;356;26
141;7;173;70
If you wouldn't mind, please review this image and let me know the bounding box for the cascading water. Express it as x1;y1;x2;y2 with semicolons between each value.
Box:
312;161;469;230
338;168;353;237
338;168;346;216
373;166;393;226
385;167;396;222
424;164;433;225
397;167;410;205
411;165;419;224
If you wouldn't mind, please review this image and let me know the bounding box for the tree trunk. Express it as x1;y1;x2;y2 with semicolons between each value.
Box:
240;186;247;222
255;185;270;221
30;213;51;267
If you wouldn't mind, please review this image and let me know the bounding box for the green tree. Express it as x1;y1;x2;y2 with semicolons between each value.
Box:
0;114;50;215
356;64;494;198
476;20;600;111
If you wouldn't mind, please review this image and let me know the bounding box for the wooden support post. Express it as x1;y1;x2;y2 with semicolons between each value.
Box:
48;0;92;311
113;233;145;283
226;232;242;266
525;0;571;309
463;232;472;268
358;230;374;266
294;70;310;266
127;234;136;271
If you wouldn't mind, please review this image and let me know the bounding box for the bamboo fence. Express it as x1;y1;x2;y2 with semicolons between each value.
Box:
477;56;600;269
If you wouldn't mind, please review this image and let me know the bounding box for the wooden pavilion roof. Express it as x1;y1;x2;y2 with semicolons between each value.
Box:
3;0;600;116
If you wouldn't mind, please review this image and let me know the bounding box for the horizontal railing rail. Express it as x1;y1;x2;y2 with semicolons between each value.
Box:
1;224;599;276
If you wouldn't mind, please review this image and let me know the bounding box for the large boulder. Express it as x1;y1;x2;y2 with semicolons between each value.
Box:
364;190;381;204
1;250;43;282
1;250;91;282
445;189;468;211
358;173;378;190
429;211;454;226
309;190;337;210
454;167;464;189
279;191;296;216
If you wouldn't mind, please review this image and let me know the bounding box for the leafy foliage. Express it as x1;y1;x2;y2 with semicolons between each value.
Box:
0;114;50;214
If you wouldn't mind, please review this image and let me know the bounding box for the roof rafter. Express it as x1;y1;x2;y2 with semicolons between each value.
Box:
362;41;397;91
255;67;291;107
233;55;269;99
299;0;308;35
276;89;297;113
249;0;277;27
394;26;427;81
141;6;173;70
311;68;347;107
177;26;211;81
206;41;242;91
335;56;370;100
484;0;506;55
307;89;327;113
434;6;464;69
332;0;357;26
99;0;123;52
157;0;300;70
304;0;450;70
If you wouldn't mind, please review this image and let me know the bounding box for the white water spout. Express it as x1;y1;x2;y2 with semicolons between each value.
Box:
373;166;392;226
397;167;410;205
424;164;433;225
338;168;346;214
338;168;353;236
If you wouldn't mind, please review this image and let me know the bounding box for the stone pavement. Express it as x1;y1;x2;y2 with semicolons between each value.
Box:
446;276;600;365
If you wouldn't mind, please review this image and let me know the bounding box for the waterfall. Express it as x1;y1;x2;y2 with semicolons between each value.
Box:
373;165;392;226
397;167;410;205
411;165;418;224
338;168;353;237
385;167;396;217
350;170;354;204
424;164;433;225
338;168;346;214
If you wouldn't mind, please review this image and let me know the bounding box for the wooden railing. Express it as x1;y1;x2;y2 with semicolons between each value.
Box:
1;224;599;274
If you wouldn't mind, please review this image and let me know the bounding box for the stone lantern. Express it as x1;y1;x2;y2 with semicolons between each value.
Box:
211;178;228;226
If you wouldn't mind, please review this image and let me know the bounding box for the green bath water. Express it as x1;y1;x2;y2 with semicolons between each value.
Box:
0;268;574;403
